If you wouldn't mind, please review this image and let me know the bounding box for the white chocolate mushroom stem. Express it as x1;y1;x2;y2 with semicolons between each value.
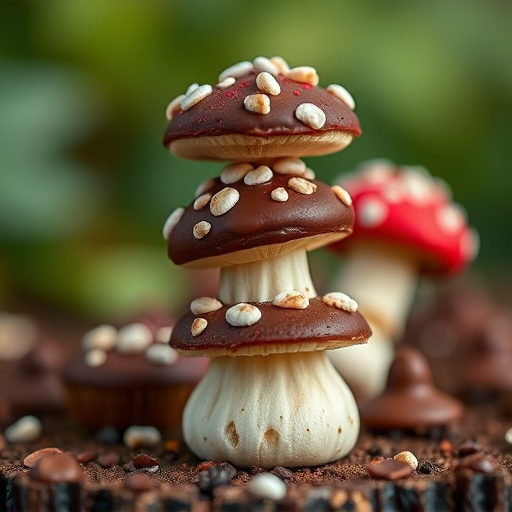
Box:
218;249;316;303
182;351;359;468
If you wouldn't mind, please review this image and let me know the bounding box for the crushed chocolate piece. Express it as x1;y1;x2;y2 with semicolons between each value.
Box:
133;453;159;469
97;451;120;468
197;462;237;493
123;473;156;492
29;453;83;483
23;447;63;468
366;458;413;480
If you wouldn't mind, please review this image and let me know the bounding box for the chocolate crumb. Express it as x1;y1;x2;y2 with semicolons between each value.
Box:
75;448;98;463
95;426;120;444
366;458;413;480
23;447;63;468
133;453;159;469
198;462;237;493
97;451;120;468
124;473;156;492
271;466;294;482
29;453;83;483
458;439;482;457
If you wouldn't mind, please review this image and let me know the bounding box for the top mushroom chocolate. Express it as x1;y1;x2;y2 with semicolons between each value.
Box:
163;56;361;161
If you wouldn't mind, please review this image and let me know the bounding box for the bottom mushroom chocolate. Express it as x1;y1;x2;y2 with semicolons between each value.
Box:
171;297;371;468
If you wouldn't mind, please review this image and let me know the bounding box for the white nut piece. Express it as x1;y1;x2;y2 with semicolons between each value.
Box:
162;207;185;240
303;167;315;180
225;303;262;327
505;427;512;444
256;72;281;96
191;297;223;315
332;185;353;207
244;166;273;185
271;187;289;202
124;425;162;449
193;221;212;239
216;77;236;89
185;83;199;96
244;94;271;115
191;318;208;337
286;66;319;86
219;61;253;82
270;56;290;75
195;178;216;198
394;451;419;471
146;344;178;366
210;187;240;216
155;326;173;343
165;94;185;120
295;103;326;129
248;473;287;500
253;56;280;76
288;177;317;195
116;323;153;354
272;291;309;310
273;157;307;175
193;193;212;211
220;163;253;184
326;84;356;110
181;84;213;111
82;324;117;351
4;415;42;443
322;292;358;313
84;348;107;367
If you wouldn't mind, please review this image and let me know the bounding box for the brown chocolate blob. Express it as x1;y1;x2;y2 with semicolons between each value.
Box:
360;347;463;431
30;453;84;483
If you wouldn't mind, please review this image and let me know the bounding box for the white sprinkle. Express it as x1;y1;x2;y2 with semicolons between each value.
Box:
303;167;315;180
286;66;319;86
216;76;236;89
271;187;289;202
225;303;262;327
191;318;208;337
219;61;253;82
124;426;161;449
146;344;178;365
155;326;173;343
462;228;480;261
165;94;185;120
256;72;281;96
272;291;309;309
181;84;213;111
273;157;307;176
194;193;212;211
193;221;212;239
220;162;253;184
185;83;199;96
190;297;223;315
4;416;42;444
116;323;153;354
249;473;287;500
332;185;353;206
162;207;185;240
393;451;419;471
327;84;356;110
253;56;280;76
244;166;273;185
357;197;389;228
195;178;216;198
82;324;117;351
269;56;290;75
295;103;326;129
322;292;358;313
437;203;466;233
244;94;271;115
400;166;433;203
288;177;317;195
210;187;240;216
505;427;512;445
84;348;107;367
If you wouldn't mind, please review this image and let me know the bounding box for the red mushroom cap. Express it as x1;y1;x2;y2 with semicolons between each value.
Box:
330;160;479;276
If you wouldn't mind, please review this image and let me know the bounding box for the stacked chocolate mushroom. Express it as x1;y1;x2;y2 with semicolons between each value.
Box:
162;57;371;468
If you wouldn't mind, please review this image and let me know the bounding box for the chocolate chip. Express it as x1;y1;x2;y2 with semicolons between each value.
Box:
458;440;481;457
271;466;293;483
365;459;413;481
123;473;156;492
97;451;120;468
198;462;237;492
418;459;446;475
29;453;83;483
133;453;159;469
75;449;98;464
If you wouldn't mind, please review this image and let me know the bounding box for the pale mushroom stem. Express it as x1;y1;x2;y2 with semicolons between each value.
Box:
218;249;317;303
182;350;359;468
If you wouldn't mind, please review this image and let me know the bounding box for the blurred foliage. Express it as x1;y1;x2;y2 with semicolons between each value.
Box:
0;0;511;319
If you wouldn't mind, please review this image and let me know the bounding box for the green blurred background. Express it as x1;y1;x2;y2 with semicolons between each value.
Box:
1;0;511;324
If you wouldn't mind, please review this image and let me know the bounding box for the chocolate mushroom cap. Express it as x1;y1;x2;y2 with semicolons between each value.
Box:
360;347;463;431
163;69;361;162
165;171;354;268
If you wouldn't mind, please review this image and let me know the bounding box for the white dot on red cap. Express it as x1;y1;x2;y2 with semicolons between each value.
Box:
357;197;389;228
437;203;466;233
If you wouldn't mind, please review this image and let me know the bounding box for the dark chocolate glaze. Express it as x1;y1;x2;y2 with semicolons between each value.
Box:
168;173;354;266
163;73;361;148
170;297;371;354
